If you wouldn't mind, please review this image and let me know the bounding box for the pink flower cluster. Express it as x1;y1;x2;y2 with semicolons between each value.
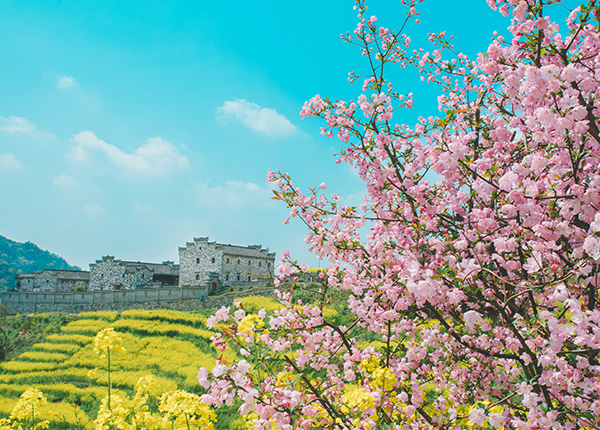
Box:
200;1;600;428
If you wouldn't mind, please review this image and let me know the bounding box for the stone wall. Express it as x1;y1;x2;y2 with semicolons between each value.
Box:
16;271;90;292
89;256;153;291
221;253;274;286
15;276;35;291
179;238;223;288
0;286;275;314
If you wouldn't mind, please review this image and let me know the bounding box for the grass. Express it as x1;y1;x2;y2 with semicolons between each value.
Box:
0;312;77;362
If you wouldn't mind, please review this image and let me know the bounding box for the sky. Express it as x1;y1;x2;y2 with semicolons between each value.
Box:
0;0;511;270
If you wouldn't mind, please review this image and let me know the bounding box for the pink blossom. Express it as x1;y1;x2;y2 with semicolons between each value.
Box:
197;367;210;389
469;408;486;426
199;1;600;428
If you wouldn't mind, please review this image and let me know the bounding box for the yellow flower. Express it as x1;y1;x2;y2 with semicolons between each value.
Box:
135;375;161;397
238;315;265;334
10;388;47;422
159;390;216;429
343;386;375;412
359;356;380;373
371;367;397;391
275;371;295;388
93;327;126;360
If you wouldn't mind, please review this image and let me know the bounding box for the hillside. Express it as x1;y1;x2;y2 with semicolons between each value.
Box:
0;294;343;429
0;309;227;429
0;235;79;291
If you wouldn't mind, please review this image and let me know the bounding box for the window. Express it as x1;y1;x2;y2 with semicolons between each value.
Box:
212;257;215;263
259;261;262;267
248;260;251;265
196;258;200;264
237;259;240;265
196;275;200;280
225;274;229;281
237;274;241;281
226;258;230;263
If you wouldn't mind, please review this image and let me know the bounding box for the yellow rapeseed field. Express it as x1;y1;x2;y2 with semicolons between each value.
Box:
0;309;222;428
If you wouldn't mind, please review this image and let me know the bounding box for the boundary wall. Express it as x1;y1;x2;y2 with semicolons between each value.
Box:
0;285;275;314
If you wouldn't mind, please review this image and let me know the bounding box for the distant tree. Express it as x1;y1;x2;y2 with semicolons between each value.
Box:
0;235;78;290
200;1;600;428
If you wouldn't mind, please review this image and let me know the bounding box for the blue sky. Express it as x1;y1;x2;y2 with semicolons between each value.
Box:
0;0;508;270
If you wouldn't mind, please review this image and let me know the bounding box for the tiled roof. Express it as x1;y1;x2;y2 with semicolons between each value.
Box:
217;244;276;259
121;261;180;276
54;270;91;280
16;270;90;280
94;256;179;276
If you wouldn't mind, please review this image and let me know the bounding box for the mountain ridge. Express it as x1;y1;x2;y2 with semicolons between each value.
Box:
0;235;79;291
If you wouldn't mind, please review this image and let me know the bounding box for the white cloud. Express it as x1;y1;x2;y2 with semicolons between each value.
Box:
57;75;77;89
83;203;106;218
193;180;274;209
1;116;37;133
216;99;297;138
69;131;191;176
0;153;22;170
0;116;56;138
133;202;155;215
53;174;78;190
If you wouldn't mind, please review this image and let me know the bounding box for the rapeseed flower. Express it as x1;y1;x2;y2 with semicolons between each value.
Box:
3;388;50;430
159;390;216;429
370;367;397;391
237;315;264;334
359;356;379;373
342;386;375;412
93;327;126;360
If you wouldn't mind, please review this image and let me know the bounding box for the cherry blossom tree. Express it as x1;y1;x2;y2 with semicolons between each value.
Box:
199;0;600;428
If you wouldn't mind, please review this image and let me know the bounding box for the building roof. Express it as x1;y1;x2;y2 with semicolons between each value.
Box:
16;269;90;281
120;262;180;276
94;256;179;276
181;237;276;260
179;236;275;260
218;244;276;259
138;262;180;276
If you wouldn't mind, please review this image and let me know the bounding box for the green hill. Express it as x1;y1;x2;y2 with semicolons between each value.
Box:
0;235;79;291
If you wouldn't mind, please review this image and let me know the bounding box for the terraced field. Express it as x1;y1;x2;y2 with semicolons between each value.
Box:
0;308;232;428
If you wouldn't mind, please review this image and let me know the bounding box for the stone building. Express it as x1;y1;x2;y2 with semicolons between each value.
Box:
88;256;179;291
15;269;90;292
10;237;275;294
179;237;276;293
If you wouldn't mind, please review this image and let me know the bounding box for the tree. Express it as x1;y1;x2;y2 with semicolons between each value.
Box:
200;0;600;428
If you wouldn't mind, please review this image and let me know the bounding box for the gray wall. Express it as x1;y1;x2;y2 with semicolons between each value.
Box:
0;286;275;314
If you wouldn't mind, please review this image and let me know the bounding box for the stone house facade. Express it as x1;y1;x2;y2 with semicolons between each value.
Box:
10;237;275;294
88;256;179;291
179;237;276;293
15;269;90;292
